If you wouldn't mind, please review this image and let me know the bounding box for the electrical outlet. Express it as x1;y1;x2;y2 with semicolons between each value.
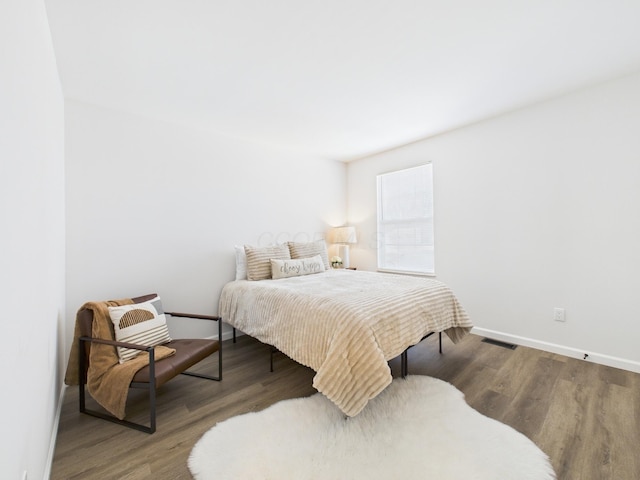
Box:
553;307;565;322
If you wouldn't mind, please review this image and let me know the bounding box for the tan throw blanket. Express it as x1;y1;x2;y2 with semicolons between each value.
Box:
219;270;473;417
65;299;175;420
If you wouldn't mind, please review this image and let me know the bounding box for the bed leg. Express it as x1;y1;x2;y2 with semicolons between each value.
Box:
269;346;283;372
270;347;275;372
439;332;442;354
233;327;236;343
401;350;408;378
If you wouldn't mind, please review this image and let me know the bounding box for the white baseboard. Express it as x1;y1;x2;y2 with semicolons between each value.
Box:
205;329;236;342
221;329;237;342
472;327;640;374
45;384;67;480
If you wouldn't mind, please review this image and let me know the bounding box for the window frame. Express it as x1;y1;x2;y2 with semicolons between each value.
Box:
376;163;435;276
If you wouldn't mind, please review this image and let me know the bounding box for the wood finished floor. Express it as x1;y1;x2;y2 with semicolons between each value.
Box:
51;334;640;480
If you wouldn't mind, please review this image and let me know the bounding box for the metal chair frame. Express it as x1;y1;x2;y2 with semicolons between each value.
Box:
78;312;222;434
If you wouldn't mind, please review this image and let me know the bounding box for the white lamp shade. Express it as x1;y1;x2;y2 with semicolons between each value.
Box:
331;226;357;244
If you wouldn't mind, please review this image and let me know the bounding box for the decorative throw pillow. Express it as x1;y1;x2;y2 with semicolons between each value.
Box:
108;296;172;363
234;245;247;280
288;240;330;270
244;244;291;281
270;255;326;279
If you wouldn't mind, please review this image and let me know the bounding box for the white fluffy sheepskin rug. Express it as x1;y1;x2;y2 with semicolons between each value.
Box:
189;376;556;480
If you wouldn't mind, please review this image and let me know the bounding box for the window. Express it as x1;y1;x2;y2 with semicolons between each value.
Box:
376;164;434;275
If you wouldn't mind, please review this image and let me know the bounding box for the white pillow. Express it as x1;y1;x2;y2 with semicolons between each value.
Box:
108;296;172;363
270;255;325;279
234;245;247;280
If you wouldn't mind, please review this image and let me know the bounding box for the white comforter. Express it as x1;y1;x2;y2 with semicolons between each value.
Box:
219;269;472;416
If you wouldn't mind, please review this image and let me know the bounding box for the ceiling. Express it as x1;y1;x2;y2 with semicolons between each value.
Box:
45;0;640;161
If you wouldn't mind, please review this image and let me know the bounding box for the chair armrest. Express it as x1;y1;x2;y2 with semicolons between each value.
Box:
165;312;220;321
79;335;154;352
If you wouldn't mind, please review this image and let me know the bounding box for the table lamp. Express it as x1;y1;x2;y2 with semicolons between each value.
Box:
331;226;357;268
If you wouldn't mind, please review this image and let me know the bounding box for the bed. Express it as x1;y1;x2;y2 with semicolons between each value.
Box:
219;259;473;417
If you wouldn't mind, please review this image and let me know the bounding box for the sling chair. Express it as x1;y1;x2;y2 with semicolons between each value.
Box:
72;293;222;434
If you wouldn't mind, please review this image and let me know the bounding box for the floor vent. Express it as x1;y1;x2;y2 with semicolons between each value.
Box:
482;338;517;350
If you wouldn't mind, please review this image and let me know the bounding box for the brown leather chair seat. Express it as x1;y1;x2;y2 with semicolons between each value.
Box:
132;338;219;386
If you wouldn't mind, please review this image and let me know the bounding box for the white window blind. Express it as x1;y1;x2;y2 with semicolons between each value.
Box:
376;164;434;274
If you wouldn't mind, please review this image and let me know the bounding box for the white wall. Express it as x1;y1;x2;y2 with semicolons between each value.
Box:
348;71;640;371
65;100;346;348
0;1;65;479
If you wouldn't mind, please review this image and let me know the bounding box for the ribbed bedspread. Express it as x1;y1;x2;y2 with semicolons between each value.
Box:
219;269;472;416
